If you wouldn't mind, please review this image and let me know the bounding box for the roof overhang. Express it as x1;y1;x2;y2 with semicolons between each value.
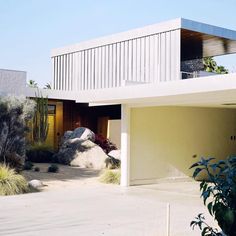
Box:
76;73;236;109
25;87;79;101
25;73;236;109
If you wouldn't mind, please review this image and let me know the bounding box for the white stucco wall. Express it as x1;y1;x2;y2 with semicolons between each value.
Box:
130;106;236;185
108;120;121;149
0;69;26;96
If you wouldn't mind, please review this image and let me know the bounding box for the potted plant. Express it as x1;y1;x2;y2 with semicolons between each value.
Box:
190;156;236;236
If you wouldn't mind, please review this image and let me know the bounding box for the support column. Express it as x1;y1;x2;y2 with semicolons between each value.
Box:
120;104;130;186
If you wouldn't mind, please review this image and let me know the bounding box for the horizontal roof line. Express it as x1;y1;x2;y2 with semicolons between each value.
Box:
0;68;26;73
51;18;236;57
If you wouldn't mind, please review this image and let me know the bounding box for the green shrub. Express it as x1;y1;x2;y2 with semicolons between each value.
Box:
99;169;120;184
47;164;59;173
34;167;40;172
190;157;236;236
0;164;29;195
23;161;34;170
0;96;35;167
26;143;54;163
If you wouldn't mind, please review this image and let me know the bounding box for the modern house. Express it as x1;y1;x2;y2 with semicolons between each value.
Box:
2;18;236;186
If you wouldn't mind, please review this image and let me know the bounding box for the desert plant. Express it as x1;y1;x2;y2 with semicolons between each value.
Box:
32;91;49;144
99;169;120;184
23;161;34;170
190;157;236;236
47;164;59;173
0;164;29;195
34;166;40;172
0;96;35;166
94;134;117;154
26;143;54;163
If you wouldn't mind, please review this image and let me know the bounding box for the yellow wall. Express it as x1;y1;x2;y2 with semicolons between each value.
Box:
55;101;63;149
130;106;236;185
45;115;55;149
45;101;63;150
108;120;121;149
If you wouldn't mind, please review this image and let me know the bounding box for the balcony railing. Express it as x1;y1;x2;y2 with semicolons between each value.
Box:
181;71;215;79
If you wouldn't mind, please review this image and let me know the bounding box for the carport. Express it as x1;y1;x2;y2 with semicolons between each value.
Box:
76;73;236;186
118;74;236;186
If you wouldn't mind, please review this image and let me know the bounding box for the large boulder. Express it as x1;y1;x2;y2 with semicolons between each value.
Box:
55;139;108;170
61;130;73;143
62;127;95;143
108;150;121;160
106;150;121;169
105;156;120;169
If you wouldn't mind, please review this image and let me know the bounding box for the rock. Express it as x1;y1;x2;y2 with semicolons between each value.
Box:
56;139;108;169
105;156;121;169
70;127;95;142
62;130;73;142
108;150;121;160
60;128;95;146
28;180;45;189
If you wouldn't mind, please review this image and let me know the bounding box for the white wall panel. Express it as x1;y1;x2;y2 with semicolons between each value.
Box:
136;38;141;83
105;45;109;88
116;43;121;86
112;44;116;87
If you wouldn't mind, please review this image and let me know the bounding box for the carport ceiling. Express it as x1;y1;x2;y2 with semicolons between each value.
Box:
128;90;236;108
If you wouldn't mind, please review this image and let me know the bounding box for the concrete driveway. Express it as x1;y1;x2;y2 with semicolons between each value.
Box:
0;181;217;236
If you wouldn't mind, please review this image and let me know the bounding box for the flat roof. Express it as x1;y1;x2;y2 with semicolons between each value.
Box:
52;18;236;57
0;68;26;73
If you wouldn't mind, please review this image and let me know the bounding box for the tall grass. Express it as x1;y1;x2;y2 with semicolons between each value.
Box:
99;169;120;184
0;164;29;195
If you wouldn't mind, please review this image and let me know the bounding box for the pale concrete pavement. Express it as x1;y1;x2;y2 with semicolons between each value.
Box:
0;181;215;236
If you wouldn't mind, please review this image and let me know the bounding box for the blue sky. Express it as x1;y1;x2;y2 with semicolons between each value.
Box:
1;0;236;86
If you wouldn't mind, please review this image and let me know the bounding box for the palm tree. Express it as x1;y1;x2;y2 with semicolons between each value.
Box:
215;65;228;74
203;57;217;72
28;80;38;88
203;57;228;74
44;83;51;89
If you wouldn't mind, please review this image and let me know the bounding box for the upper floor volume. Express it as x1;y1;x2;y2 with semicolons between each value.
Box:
51;18;236;92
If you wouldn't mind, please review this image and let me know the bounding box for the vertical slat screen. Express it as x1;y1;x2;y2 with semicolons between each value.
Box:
52;29;180;91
